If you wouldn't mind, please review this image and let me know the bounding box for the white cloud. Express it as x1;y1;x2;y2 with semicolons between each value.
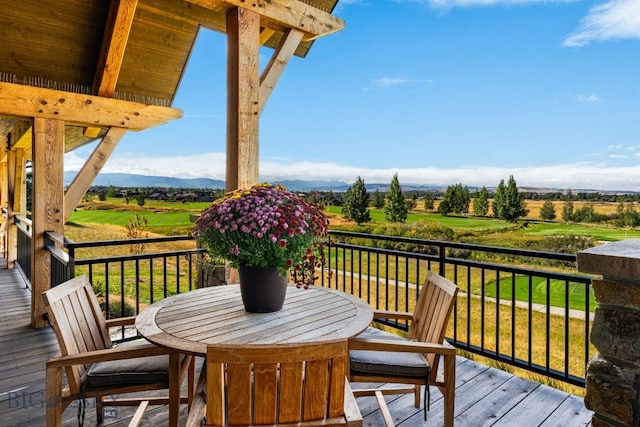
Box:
423;0;577;8
65;151;228;180
563;0;640;47
367;76;433;89
576;94;603;103
65;151;640;192
371;77;411;87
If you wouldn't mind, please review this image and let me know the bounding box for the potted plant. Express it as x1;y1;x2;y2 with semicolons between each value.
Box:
192;183;329;312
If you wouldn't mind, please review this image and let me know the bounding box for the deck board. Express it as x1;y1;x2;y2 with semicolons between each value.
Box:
0;266;594;426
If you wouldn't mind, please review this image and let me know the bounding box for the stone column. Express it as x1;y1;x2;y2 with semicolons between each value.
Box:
577;239;640;427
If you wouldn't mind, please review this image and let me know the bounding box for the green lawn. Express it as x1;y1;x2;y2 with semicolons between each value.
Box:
69;210;194;228
481;275;596;312
326;205;640;242
518;222;640;241
326;206;513;231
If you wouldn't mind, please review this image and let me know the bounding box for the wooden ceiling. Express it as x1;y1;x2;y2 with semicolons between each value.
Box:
0;0;342;152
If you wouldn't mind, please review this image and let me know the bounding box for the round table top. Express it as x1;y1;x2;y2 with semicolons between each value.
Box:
135;285;374;355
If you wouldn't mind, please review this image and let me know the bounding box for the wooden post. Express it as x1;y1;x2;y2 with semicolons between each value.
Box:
0;140;6;259
226;7;260;191
6;147;26;268
31;118;65;328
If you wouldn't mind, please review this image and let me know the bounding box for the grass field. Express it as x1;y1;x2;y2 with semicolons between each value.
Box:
325;204;640;242
70;198;640;242
483;275;596;312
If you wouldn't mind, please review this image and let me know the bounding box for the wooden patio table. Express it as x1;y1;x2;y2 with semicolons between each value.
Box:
135;284;373;426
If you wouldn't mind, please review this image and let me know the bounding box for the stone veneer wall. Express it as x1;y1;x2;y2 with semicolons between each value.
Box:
578;239;640;427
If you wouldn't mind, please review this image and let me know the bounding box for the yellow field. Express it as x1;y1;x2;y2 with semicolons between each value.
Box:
522;200;618;220
424;199;620;221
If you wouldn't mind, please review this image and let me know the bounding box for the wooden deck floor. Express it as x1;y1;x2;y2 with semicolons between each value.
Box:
0;266;593;426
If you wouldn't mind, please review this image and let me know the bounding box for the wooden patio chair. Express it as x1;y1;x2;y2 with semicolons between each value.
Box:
349;271;458;427
185;341;362;427
42;275;195;427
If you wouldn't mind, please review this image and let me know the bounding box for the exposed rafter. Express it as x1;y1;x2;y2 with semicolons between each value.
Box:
84;0;139;138
94;0;138;97
187;0;345;40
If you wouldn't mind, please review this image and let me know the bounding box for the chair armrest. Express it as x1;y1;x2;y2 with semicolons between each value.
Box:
344;380;363;426
349;337;456;355
372;310;413;321
105;316;136;327
45;342;170;368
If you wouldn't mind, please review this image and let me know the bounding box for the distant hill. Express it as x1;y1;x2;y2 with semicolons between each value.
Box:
64;172;226;189
63;172;359;191
64;172;633;194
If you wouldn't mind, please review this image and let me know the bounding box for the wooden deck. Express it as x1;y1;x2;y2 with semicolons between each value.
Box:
0;266;593;426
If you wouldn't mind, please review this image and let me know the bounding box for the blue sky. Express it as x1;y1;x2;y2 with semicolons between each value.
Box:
66;0;640;191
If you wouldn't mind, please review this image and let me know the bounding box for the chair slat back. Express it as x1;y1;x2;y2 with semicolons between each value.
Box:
42;275;112;393
408;272;458;378
205;341;348;426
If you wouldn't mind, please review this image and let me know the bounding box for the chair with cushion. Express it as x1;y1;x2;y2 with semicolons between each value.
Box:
43;275;195;427
185;340;362;427
349;271;458;427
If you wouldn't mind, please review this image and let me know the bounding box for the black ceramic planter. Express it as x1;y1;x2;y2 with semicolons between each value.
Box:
238;265;287;313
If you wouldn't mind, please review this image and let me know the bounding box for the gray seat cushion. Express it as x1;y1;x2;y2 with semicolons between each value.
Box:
86;340;169;389
350;327;430;379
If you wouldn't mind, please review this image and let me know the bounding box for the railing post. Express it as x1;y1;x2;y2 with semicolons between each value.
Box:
578;240;640;427
67;244;76;279
438;242;446;276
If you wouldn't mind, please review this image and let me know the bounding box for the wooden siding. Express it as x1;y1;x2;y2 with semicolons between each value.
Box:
0;265;593;426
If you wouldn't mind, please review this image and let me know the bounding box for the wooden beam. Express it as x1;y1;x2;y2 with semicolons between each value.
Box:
0;143;6;259
0;82;182;130
94;0;138;97
8;148;25;214
85;0;138;138
259;28;303;113
31;118;65;329
6;147;26;267
259;28;276;45
187;0;345;40
226;7;260;191
12;126;32;149
64;127;127;223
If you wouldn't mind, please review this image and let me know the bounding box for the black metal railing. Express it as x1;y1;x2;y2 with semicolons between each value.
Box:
34;227;593;387
15;214;32;284
326;230;594;388
45;233;206;329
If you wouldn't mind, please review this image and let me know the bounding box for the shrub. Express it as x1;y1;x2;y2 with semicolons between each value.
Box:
104;299;136;319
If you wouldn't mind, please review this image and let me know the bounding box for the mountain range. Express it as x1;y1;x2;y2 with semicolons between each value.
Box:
65;172;452;192
63;172;359;192
64;172;631;194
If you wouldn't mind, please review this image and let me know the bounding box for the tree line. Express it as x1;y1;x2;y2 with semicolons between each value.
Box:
341;174;528;224
339;174;640;228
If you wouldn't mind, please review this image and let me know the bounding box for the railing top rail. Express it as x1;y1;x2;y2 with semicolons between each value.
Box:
333;241;592;283
45;231;71;246
62;234;195;249
328;230;578;262
73;247;205;266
